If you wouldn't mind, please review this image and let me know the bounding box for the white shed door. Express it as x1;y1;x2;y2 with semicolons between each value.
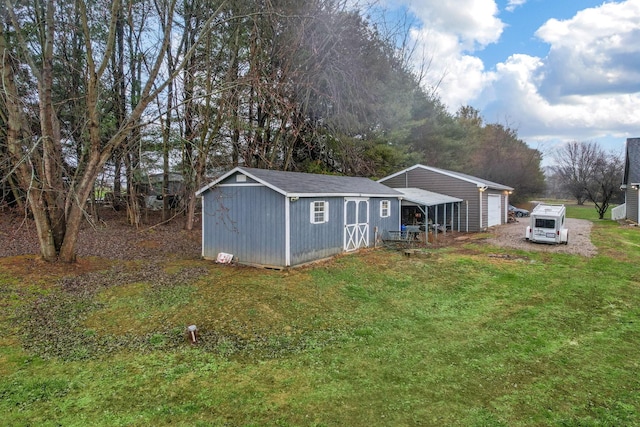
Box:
344;198;369;252
487;194;501;227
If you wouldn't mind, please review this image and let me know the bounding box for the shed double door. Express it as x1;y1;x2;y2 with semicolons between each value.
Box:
344;198;369;252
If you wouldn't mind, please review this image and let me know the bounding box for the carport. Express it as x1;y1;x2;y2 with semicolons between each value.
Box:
395;188;464;236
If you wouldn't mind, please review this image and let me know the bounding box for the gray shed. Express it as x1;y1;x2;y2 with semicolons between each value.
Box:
195;167;402;268
619;137;640;223
379;164;514;232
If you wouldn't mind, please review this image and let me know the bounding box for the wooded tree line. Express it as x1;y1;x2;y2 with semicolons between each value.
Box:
0;0;545;262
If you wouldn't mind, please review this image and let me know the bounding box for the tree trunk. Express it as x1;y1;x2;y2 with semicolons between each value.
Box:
8;176;25;211
180;0;197;229
1;19;59;261
125;149;141;227
162;52;174;222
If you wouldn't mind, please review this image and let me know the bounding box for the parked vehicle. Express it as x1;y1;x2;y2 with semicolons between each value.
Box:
525;204;569;244
508;204;530;217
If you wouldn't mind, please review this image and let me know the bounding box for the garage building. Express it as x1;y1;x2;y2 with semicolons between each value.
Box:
379;164;513;232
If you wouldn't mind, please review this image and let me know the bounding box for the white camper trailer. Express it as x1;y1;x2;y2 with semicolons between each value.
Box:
525;204;569;244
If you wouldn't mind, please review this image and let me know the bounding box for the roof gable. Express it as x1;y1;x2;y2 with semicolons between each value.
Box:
196;167;402;197
379;164;513;191
623;138;640;185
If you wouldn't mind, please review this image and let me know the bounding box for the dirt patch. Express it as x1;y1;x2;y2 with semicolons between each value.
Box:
0;208;202;262
483;217;597;257
0;255;113;281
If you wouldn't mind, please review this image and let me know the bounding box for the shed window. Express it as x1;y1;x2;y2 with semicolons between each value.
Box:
311;201;329;224
380;200;390;218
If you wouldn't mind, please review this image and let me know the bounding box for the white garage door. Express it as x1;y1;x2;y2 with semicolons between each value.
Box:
487;194;501;227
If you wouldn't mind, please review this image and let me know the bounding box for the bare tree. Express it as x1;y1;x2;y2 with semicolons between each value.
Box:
553;141;623;218
583;151;624;219
552;141;600;205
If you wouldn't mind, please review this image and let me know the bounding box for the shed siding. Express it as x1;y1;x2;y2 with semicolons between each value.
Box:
382;169;482;231
627;188;639;223
202;185;286;266
368;198;401;241
287;197;400;265
289;197;344;266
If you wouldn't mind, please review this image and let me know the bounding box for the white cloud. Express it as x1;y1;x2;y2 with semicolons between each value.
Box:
398;0;640;157
410;27;496;108
473;0;640;157
477;51;640;160
407;0;503;49
505;0;527;12
480;54;640;133
404;0;503;108
535;1;640;98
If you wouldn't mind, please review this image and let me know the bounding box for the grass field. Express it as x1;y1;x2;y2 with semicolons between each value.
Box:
0;203;638;426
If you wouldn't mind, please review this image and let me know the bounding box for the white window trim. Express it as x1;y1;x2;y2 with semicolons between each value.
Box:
380;200;390;218
310;201;329;224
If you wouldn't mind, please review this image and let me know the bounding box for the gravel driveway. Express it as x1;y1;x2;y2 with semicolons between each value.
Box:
484;217;597;257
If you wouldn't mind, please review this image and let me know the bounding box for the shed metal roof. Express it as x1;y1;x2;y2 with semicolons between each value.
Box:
395;188;462;206
196;166;403;198
379;164;514;191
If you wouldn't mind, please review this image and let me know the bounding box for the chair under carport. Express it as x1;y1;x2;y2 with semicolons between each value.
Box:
395;188;464;240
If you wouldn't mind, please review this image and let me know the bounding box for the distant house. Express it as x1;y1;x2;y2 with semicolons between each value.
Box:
195;167;402;268
138;172;185;210
618;137;640;223
379;164;514;232
138;172;184;196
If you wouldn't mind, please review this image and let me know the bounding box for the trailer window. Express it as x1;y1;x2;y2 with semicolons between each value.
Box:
535;218;555;228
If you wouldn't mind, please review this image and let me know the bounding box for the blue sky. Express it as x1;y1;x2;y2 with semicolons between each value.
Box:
379;0;640;164
479;1;605;67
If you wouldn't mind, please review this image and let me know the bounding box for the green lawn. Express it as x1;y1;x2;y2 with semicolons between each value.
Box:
1;206;639;426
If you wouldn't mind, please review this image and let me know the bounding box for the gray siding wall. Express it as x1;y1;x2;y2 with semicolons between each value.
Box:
369;198;401;239
289;197;344;266
627;188;639;222
202;185;286;266
288;197;400;266
382;169;483;231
